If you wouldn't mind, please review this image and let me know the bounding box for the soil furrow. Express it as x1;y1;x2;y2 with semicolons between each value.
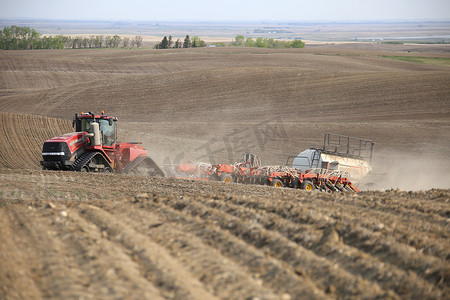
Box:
95;200;281;300
285;193;449;232
321;194;450;225
223;195;449;289
79;203;218;300
153;195;392;299
126;196;330;300
196;195;443;299
0;209;42;300
227;194;450;264
2;206;90;299
56;205;165;300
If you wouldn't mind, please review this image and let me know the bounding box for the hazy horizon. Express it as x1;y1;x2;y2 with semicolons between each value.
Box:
1;17;450;23
2;0;450;22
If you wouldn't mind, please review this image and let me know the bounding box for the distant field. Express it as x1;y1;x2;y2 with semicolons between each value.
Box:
1;19;449;43
314;53;450;66
379;55;450;66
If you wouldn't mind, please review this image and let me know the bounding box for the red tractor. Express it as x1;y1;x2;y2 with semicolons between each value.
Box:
40;111;164;176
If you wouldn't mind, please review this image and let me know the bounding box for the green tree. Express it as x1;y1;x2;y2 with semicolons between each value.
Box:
132;35;143;48
245;37;255;47
175;38;182;48
233;35;245;46
9;26;19;49
183;35;191;48
93;36;100;48
16;26;30;49
51;35;67;49
82;37;89;48
0;28;9;49
72;37;81;49
112;35;122;47
76;36;83;48
30;29;41;49
269;38;277;48
255;37;266;48
105;36;112;48
122;37;130;48
191;36;199;47
168;35;173;48
95;35;104;48
88;35;95;48
291;39;305;48
160;36;169;49
3;27;14;49
191;36;206;47
64;36;73;49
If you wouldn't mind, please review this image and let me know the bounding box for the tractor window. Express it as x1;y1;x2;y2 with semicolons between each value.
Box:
77;119;91;132
100;119;116;146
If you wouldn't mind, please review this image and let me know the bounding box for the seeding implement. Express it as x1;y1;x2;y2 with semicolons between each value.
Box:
166;134;374;192
166;154;361;192
41;112;164;176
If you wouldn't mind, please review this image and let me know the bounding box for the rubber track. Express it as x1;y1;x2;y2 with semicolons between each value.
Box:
71;152;97;172
120;156;164;176
120;156;147;174
71;152;112;172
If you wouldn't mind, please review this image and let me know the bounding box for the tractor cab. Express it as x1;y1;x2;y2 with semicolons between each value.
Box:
74;112;118;146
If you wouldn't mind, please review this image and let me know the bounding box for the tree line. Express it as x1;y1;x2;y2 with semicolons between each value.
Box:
154;34;305;49
1;26;305;50
154;35;206;49
0;26;144;50
231;35;305;48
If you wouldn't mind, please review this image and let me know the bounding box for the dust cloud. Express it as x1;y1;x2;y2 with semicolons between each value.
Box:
361;150;450;191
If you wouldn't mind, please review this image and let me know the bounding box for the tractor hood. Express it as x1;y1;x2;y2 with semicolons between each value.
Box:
43;132;88;155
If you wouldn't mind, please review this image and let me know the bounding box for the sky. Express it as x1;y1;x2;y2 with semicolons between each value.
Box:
1;0;450;22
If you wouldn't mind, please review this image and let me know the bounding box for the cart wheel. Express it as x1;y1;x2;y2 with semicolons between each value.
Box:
219;173;233;183
271;179;283;187
300;180;315;191
291;179;300;189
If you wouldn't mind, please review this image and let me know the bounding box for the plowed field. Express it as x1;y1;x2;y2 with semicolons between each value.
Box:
0;169;449;299
0;44;449;299
0;112;72;169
